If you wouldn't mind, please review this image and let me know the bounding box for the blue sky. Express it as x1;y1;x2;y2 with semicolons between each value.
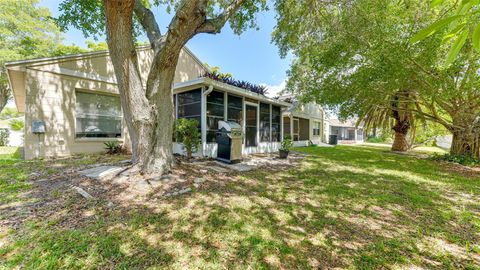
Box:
38;1;292;97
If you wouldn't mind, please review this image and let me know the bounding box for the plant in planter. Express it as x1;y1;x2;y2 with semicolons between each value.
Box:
279;135;293;159
104;141;124;154
175;118;201;160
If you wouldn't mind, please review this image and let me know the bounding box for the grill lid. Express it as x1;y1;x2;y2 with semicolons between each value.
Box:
218;121;241;132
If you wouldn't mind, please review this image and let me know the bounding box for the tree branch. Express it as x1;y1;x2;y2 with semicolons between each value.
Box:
133;0;163;51
195;0;246;34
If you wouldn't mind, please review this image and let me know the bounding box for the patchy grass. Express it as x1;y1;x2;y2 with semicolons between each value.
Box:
1;145;479;269
0;146;128;207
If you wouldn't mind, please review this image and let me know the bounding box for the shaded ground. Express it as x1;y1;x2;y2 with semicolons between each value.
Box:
0;145;479;269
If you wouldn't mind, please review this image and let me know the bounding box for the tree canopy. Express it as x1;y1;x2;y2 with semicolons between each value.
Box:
273;0;480;156
0;0;108;112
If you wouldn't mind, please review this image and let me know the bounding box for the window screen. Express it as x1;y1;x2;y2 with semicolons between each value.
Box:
75;91;122;138
177;89;202;136
260;103;270;142
245;105;257;147
283;116;291;137
227;95;242;124
206;90;225;142
177;89;201;121
271;106;281;142
313;121;321;136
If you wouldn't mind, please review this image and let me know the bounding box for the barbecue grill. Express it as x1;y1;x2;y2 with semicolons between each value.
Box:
216;121;243;163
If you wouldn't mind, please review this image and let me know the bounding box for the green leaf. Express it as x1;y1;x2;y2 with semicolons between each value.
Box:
445;30;468;66
442;22;466;43
411;16;462;43
456;0;477;15
472;24;480;52
431;0;445;8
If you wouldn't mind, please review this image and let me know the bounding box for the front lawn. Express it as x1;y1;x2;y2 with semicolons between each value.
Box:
1;145;479;269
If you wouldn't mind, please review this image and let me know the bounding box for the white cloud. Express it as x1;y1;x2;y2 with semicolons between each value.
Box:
261;79;287;98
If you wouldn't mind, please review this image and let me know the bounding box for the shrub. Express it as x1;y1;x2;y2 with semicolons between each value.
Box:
0;107;22;120
203;71;268;95
9;118;24;131
430;153;480;167
366;136;384;143
175;118;201;159
280;135;294;152
0;128;9;146
104;141;124;155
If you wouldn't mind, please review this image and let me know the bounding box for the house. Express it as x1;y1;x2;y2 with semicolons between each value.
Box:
279;96;328;146
328;118;364;144
6;46;326;159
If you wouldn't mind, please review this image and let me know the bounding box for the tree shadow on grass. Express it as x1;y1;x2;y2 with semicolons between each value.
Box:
1;146;479;269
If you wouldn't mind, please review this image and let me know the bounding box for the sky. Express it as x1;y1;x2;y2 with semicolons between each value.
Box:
38;0;292;97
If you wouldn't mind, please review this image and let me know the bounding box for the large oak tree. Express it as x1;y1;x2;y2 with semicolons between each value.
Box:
0;0;86;113
57;0;267;175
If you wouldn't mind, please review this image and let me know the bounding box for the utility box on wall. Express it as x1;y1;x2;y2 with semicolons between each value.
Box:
32;120;46;134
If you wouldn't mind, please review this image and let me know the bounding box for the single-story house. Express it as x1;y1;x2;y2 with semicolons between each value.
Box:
329;118;364;144
6;46;327;159
279;96;328;146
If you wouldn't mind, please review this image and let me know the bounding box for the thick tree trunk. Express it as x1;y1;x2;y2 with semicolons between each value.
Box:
449;115;479;158
104;0;158;173
103;0;246;175
392;129;409;151
390;90;412;152
0;81;10;113
139;65;176;175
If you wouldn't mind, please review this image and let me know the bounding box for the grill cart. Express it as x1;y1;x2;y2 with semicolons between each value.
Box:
216;121;243;163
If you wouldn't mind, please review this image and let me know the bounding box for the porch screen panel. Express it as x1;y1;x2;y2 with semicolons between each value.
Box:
245;105;257;147
227;95;242;124
293;118;299;141
283;116;291;137
299;118;310;140
259;103;270;142
271;106;281;142
177;89;201;126
75;91;122;138
206;90;225;142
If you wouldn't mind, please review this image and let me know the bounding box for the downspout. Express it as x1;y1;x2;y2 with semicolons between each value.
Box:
201;85;213;157
204;85;213;96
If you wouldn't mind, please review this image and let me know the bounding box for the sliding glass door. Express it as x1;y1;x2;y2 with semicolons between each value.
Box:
245;104;258;147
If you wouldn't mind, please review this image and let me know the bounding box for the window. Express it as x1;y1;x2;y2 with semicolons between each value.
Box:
227;94;242;124
206;90;225;142
313;121;321;136
271;106;281;142
75;91;122;138
259;103;270;142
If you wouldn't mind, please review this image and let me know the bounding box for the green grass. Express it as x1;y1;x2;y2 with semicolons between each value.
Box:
1;145;479;269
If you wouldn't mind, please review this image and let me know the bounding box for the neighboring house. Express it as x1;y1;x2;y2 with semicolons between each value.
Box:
279;96;328;146
329;118;365;144
435;135;452;150
6;46;326;159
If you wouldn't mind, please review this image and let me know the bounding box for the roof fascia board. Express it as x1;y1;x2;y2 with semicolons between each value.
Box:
173;77;291;107
28;66;117;85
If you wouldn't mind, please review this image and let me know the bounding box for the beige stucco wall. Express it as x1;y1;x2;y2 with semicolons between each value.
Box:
22;47;207;159
289;102;325;143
